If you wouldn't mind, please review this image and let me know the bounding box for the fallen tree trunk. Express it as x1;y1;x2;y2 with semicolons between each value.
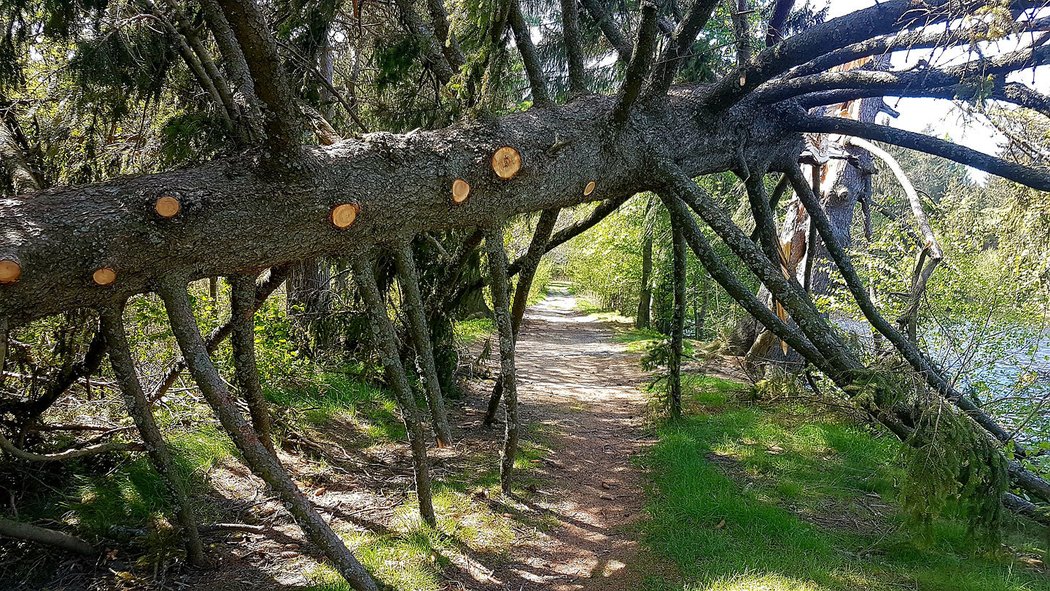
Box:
0;91;800;327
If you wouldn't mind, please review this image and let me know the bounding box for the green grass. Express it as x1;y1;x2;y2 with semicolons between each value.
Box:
303;422;552;591
266;370;405;441
641;375;1050;591
453;317;495;347
62;422;234;537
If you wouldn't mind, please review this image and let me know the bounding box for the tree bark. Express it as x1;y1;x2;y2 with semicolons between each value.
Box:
99;305;205;566
0;517;95;556
352;257;437;527
230;274;275;453
637;217;654;329
668;221;686;418
485;228;519;494
158;279;378;591
0;92;806;328
483;208;559;427
395;244;454;447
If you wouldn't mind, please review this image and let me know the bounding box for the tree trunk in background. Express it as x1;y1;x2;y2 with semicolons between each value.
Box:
287;258;333;354
636;224;653;329
668;223;686;418
730;59;885;358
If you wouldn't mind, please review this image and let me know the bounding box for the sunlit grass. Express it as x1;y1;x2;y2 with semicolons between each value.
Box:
453;317;495;347
641;375;1050;591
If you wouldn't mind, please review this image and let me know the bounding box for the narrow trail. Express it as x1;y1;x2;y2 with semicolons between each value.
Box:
475;283;654;591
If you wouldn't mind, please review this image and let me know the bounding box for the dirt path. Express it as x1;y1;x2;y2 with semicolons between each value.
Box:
473;283;654;591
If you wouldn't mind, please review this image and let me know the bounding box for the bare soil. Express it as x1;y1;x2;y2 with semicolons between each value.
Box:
468;285;656;590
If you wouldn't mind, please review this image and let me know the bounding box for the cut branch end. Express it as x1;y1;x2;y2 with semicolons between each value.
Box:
451;179;471;204
492;147;522;180
155;196;182;219
0;259;21;285
330;203;360;229
92;268;117;286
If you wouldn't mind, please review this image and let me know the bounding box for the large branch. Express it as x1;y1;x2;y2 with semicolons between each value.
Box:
213;0;302;153
786;113;1050;190
786;15;1050;79
759;44;1050;104
0;90;799;326
579;0;633;63
796;81;1050;119
703;0;1014;108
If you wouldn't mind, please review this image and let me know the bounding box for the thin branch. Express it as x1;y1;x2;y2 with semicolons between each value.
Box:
560;0;588;96
150;265;289;403
508;0;552;106
0;429;142;462
579;0;633;63
846;136;943;341
100;305;205;565
485;227;520;494
213;0;303;155
158;277;379;590
394;0;457;85
0;517;95;555
230;274;275;453
612;0;659;121
395;244;453;447
351;255;437;525
650;0;721;94
484;208;559;426
786;113;1050;191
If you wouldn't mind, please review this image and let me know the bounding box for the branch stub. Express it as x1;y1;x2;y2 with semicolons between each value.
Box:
492;147;522;180
330;203;360;230
92;268;117;286
583;181;596;196
0;259;21;285
154;195;181;219
451;179;471;204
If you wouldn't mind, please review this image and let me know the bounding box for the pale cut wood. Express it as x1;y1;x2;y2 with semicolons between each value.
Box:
93;268;117;286
0;259;20;285
491;147;522;180
330;203;359;229
583;180;596;196
451;179;471;203
155;195;182;218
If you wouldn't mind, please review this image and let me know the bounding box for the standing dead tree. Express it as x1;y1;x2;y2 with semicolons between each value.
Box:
1;0;1049;586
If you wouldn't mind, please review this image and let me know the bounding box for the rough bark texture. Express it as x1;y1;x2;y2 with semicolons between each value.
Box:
668;221;686;418
0;517;95;555
485;228;519;494
230;274;275;453
484;208;559;426
352;257;437;526
0;91;798;328
158;279;378;591
100;305;205;566
394;244;454;447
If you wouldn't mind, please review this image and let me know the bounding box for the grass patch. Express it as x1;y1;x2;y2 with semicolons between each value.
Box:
303;424;552;591
267;371;405;441
453;317;495;347
641;375;1050;591
61;422;234;537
